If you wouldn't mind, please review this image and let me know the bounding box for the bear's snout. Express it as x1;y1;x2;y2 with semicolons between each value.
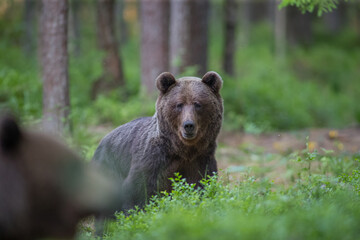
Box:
182;120;197;140
183;120;195;133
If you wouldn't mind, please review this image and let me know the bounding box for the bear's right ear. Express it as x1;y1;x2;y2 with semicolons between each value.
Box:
156;72;176;94
202;71;223;94
0;114;22;154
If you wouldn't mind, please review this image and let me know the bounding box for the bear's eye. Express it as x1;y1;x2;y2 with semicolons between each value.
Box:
194;102;202;109
176;103;183;110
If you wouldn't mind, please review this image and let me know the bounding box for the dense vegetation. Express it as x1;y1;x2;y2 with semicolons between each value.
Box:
76;148;360;239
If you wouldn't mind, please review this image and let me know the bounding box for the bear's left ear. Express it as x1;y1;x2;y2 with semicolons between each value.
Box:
156;72;177;94
202;71;223;94
0;114;22;154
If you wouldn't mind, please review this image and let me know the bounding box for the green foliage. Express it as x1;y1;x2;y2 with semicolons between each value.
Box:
76;151;360;240
217;23;360;131
340;157;360;194
280;0;341;16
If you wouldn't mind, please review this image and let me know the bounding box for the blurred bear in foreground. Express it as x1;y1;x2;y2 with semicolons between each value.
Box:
0;114;119;240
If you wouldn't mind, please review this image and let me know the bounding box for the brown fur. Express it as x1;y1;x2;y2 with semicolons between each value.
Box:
0;114;117;240
93;71;223;212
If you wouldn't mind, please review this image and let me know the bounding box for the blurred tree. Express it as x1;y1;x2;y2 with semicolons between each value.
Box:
323;2;346;33
239;0;250;46
223;0;238;76
115;0;128;45
69;0;81;57
169;0;209;77
40;0;70;134
274;0;286;59
92;0;125;99
141;0;170;95
287;6;313;46
248;0;274;23
23;0;36;56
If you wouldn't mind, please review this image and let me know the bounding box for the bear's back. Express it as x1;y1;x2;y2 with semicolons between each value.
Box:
93;116;158;179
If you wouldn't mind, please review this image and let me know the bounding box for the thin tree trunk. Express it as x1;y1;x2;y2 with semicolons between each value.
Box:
274;0;286;59
286;6;313;46
70;0;81;57
323;2;346;33
239;0;250;46
115;0;128;45
23;0;36;56
223;0;238;76
92;0;125;99
40;0;70;134
248;0;272;23
141;0;170;96
169;0;191;76
169;0;209;77
189;0;209;76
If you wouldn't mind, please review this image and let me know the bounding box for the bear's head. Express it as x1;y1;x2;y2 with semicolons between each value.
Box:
156;71;223;146
0;114;117;239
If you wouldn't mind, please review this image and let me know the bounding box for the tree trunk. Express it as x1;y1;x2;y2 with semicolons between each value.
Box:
23;0;36;56
169;0;191;76
189;0;209;76
115;0;128;45
69;0;81;57
141;0;170;96
286;6;313;46
92;0;125;99
274;0;286;59
248;0;273;23
40;0;70;134
169;0;209;77
323;2;346;33
223;0;238;76
239;0;250;46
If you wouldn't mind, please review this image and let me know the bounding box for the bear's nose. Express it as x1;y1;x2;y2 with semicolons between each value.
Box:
183;121;195;133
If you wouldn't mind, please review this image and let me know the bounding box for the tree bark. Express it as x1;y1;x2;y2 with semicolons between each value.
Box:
169;0;209;77
323;2;346;33
92;0;125;99
189;0;209;76
169;0;191;76
23;0;36;56
115;0;128;45
69;0;81;57
223;0;238;76
40;0;70;134
274;0;286;59
286;6;313;46
248;0;273;23
141;0;170;96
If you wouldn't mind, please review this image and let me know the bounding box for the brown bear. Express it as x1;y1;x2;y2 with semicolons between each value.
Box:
0;114;118;240
92;71;223;211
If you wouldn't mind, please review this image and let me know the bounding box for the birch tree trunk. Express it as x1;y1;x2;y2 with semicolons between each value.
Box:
41;0;70;134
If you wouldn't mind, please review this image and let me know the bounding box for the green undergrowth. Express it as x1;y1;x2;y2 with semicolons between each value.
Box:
77;154;360;240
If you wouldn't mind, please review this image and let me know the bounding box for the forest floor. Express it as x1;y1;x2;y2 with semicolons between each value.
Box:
216;127;360;184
